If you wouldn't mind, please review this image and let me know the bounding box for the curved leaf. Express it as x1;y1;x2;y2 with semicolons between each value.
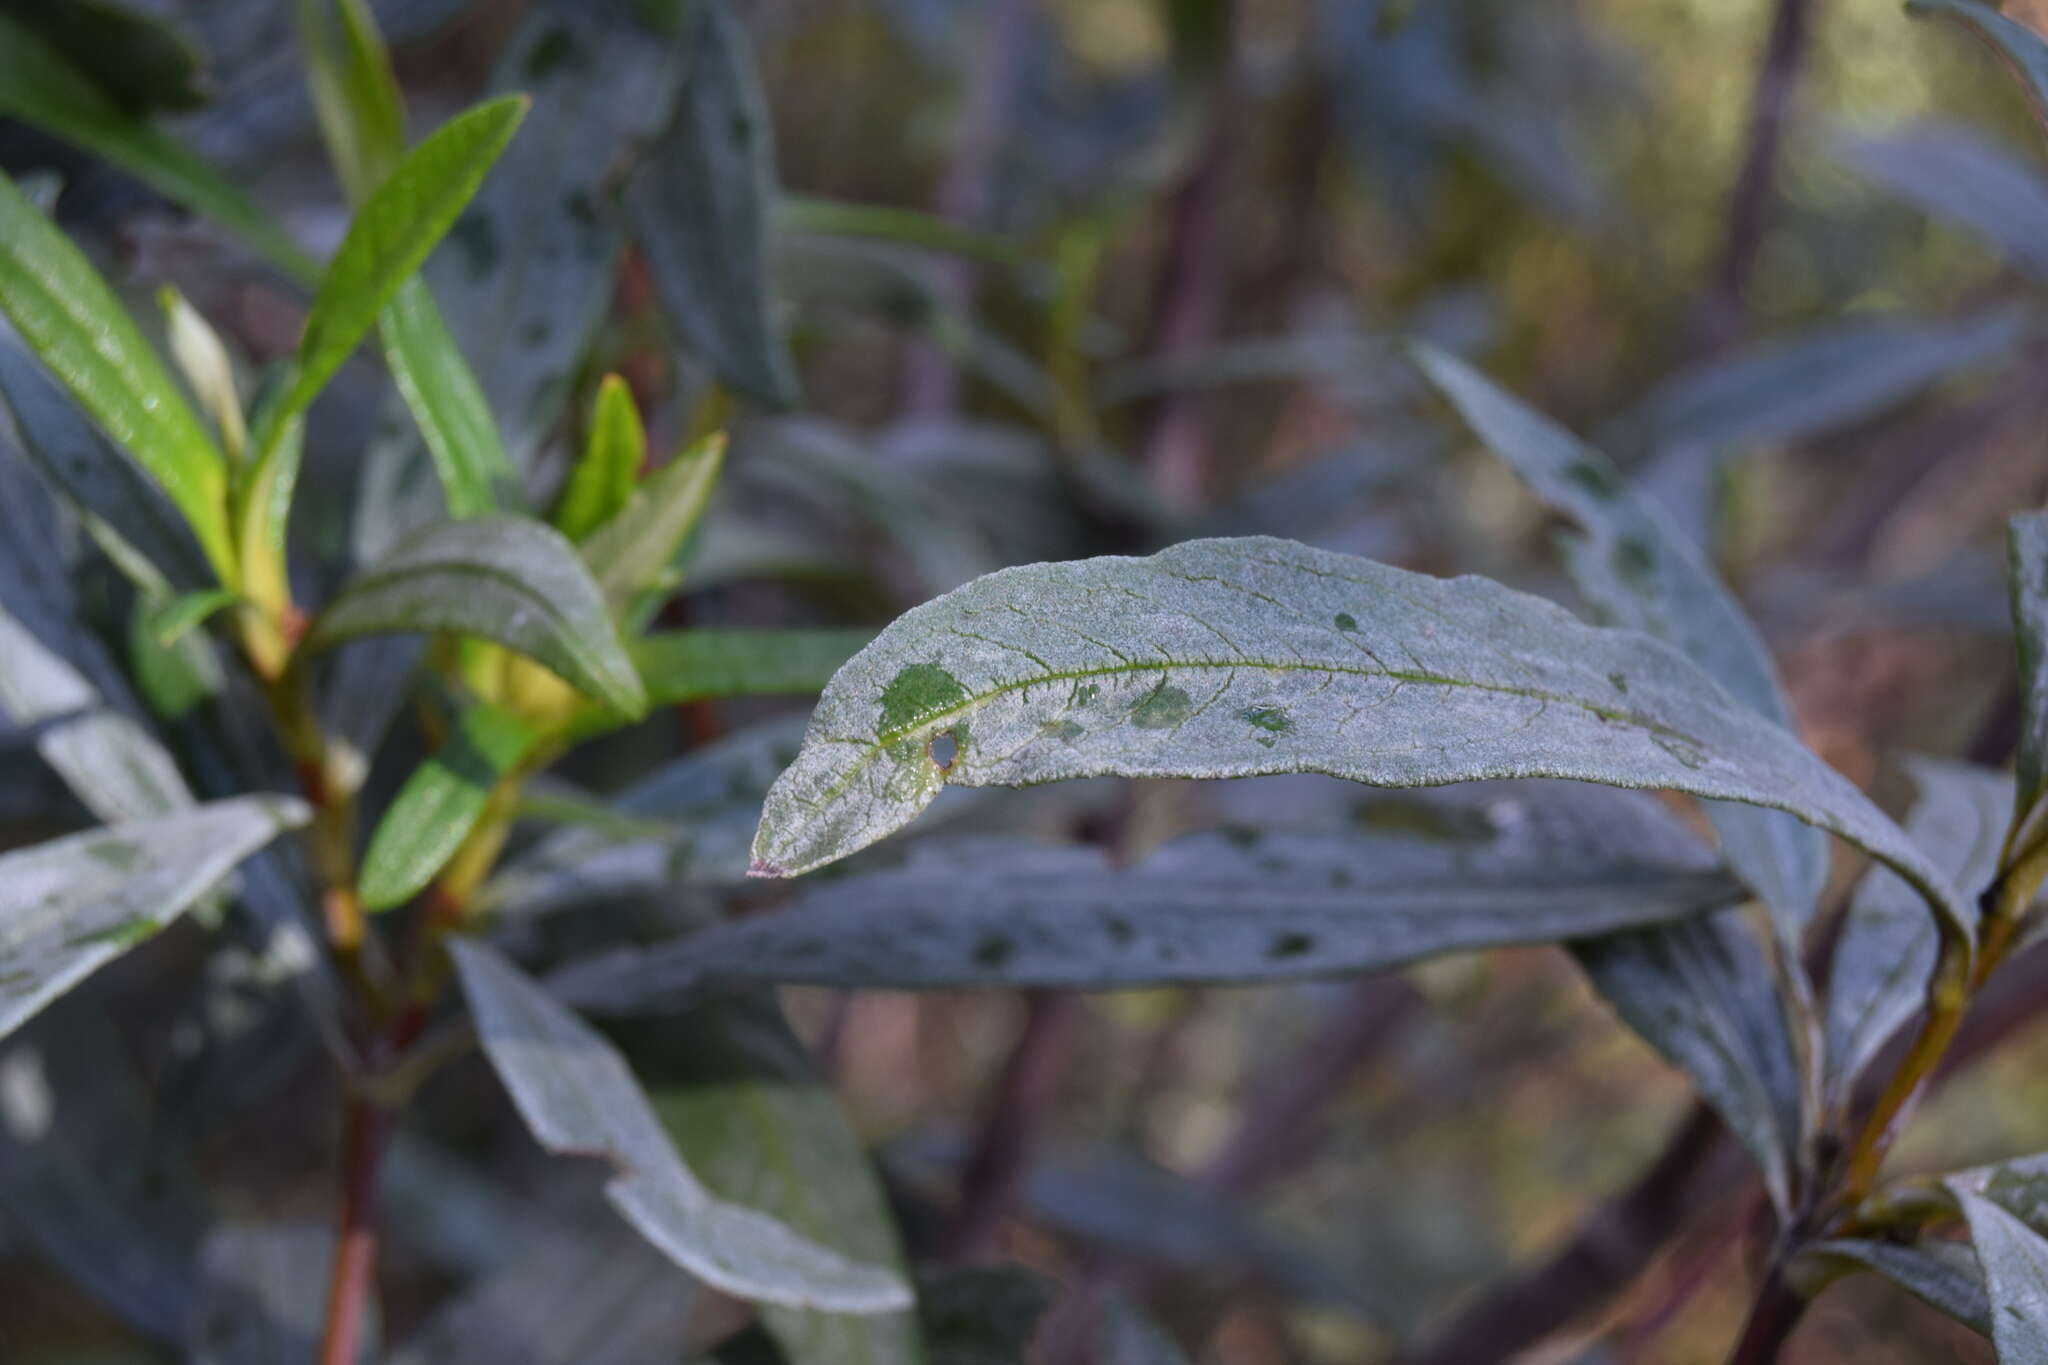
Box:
359;702;539;911
634;628;873;707
583;433;725;613
297;0;406;204
381;277;519;520
449;940;913;1314
1813;1238;1990;1336
308;516;646;717
555;375;645;543
562;785;1741;1010
0;795;309;1041
0;170;233;577
1909;0;2048;125
747;537;1968;944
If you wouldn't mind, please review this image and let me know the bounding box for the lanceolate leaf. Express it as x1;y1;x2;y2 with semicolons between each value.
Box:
636;996;924;1365
1825;758;2009;1113
1813;1238;1990;1335
297;0;407;204
0;601;191;824
560;786;1741;1010
634;629;874;708
0;170;234;577
2010;513;2048;855
555;375;645;543
1577;911;1804;1215
448;940;913;1313
0;796;309;1041
1909;0;2048;126
1;0;210;114
1953;1189;2048;1362
0;13;316;284
359;702;539;911
1415;345;1827;938
308;516;646;717
628;0;797;407
582;433;725;612
747;537;1968;943
381;277;520;520
1836;124;2048;283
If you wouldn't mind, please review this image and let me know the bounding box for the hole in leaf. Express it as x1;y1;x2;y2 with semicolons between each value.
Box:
930;730;959;771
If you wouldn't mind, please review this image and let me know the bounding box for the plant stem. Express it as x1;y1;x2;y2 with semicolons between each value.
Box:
1837;938;1969;1203
943;991;1083;1260
317;1092;391;1365
1725;1266;1809;1365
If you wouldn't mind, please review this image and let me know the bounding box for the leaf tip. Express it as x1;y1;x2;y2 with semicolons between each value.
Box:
746;856;788;879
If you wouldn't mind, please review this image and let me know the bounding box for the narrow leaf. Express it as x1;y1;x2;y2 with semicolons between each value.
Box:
636;996;924;1365
308;516;646;717
561;786;1741;1010
359;703;539;911
628;0;797;406
0;0;209;114
1909;0;2048;124
2010;512;2048;855
778;195;1026;265
277;93;529;429
555;375;645;543
746;537;1968;944
0;170;234;576
634;628;873;707
448;940;913;1313
0;13;315;283
582;433;725;611
1813;1238;1990;1335
1416;344;1827;937
147;588;244;647
1836;124;2048;282
1954;1189;2048;1361
0;796;309;1041
1825;758;2009;1112
296;0;407;204
159;286;248;461
380;277;519;519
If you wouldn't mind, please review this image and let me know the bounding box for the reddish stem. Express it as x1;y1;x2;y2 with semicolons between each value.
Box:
317;1095;390;1365
944;992;1084;1261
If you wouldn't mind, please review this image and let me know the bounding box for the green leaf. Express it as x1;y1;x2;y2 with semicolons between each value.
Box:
582;432;725;612
448;940;914;1313
0;795;309;1042
746;537;1969;943
1825;758;2010;1113
0;601;191;823
380;276;519;520
359;702;539;911
307;516;647;717
555;375;645;543
1416;344;1827;940
1909;0;2048;125
2010;513;2048;856
1577;912;1804;1215
1954;1189;2048;1362
158;286;247;462
0;169;235;578
777;195;1026;266
0;335;215;591
0;0;209;113
127;590;223;720
637;996;925;1365
0;13;315;284
634;628;873;707
296;0;407;204
276;94;530;433
146;588;244;648
559;786;1742;1010
628;0;797;406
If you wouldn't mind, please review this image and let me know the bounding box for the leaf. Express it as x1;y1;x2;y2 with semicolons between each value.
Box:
359;703;539;911
0;795;309;1042
276;94;530;431
380;277;520;519
1835;122;2048;281
634;629;874;707
582;432;726;612
0;0;210;114
447;940;914;1313
0;601;192;824
628;0;798;406
0;333;215;591
1825;758;2010;1112
308;516;646;717
0;12;316;283
555;375;645;543
159;286;248;461
778;195;1027;266
1415;344;1827;939
1909;0;2048;125
481;718;807;920
635;995;924;1365
147;588;245;647
0;169;235;577
1577;911;1805;1215
2010;513;2048;856
1595;309;2026;460
296;0;406;204
1954;1189;2048;1361
559;785;1741;1009
1812;1238;1990;1336
128;588;224;719
745;537;1968;943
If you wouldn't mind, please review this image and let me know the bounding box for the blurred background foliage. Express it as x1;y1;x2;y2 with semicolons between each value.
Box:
5;0;2048;1361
